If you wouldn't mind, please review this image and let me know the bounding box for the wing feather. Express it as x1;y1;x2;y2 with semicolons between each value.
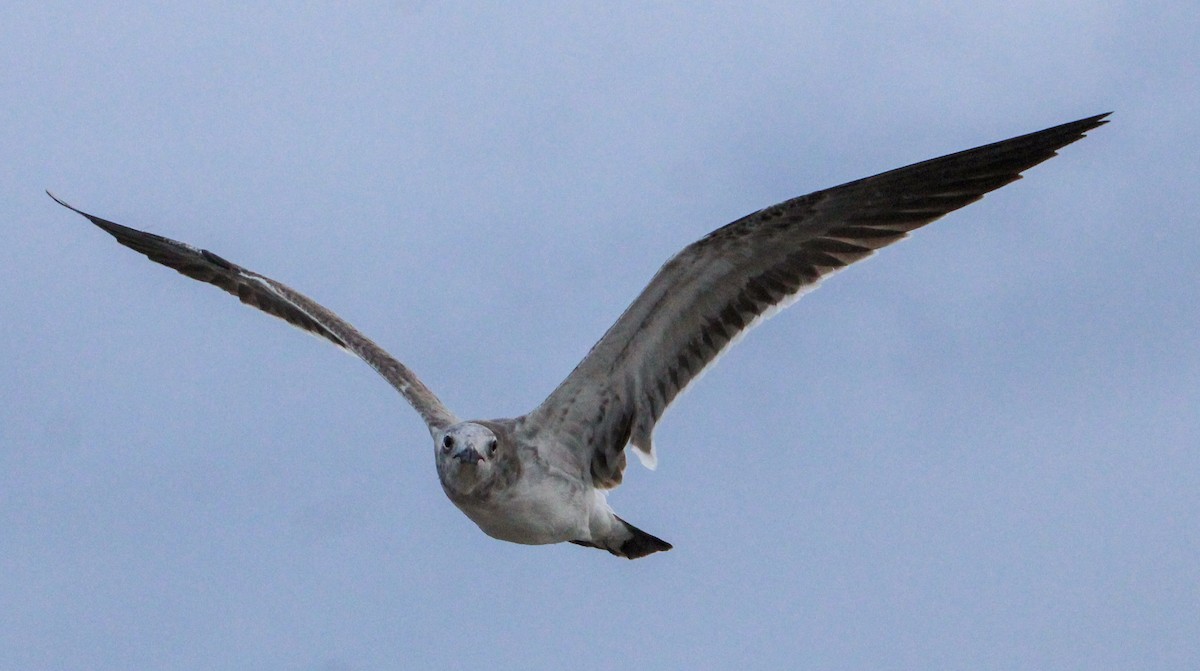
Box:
525;113;1109;487
50;192;457;433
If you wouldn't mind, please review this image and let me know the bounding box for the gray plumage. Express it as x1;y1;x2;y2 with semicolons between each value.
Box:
51;113;1108;559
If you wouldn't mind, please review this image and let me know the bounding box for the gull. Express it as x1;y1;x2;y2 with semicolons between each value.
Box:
50;113;1108;559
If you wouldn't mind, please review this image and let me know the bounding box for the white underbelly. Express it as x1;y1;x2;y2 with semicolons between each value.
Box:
454;479;590;545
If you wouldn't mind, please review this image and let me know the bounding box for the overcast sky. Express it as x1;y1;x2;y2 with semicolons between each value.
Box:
2;3;1197;670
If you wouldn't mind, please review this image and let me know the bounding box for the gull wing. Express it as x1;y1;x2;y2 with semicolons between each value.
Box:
50;193;458;433
525;113;1109;488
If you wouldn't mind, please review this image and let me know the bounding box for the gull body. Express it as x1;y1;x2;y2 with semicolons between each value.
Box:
52;114;1108;558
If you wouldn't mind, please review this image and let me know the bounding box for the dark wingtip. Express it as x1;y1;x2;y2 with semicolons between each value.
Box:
1073;111;1112;132
1051;112;1111;145
45;191;143;242
1031;112;1111;161
46;190;81;214
1029;112;1111;149
46;190;106;226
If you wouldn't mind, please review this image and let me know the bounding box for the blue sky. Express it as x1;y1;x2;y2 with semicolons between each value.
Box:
2;3;1197;669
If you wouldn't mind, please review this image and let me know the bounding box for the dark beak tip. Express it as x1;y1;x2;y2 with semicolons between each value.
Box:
453;448;483;464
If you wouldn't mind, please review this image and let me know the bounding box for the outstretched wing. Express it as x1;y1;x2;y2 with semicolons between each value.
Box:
50;192;458;433
525;113;1109;488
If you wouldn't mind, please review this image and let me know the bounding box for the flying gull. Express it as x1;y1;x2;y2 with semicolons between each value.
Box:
50;113;1108;559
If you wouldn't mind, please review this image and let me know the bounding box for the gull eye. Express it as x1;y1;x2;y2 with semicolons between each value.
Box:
442;435;455;451
487;439;498;456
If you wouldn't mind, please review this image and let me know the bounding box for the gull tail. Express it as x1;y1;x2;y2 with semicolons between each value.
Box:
572;517;673;559
614;516;673;559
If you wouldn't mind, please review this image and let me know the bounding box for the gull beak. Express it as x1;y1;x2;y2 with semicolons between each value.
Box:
452;446;483;464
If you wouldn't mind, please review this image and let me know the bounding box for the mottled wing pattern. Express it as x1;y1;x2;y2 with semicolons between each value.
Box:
50;192;458;432
526;113;1109;488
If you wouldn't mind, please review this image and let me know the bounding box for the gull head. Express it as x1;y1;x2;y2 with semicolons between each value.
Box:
435;421;507;498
